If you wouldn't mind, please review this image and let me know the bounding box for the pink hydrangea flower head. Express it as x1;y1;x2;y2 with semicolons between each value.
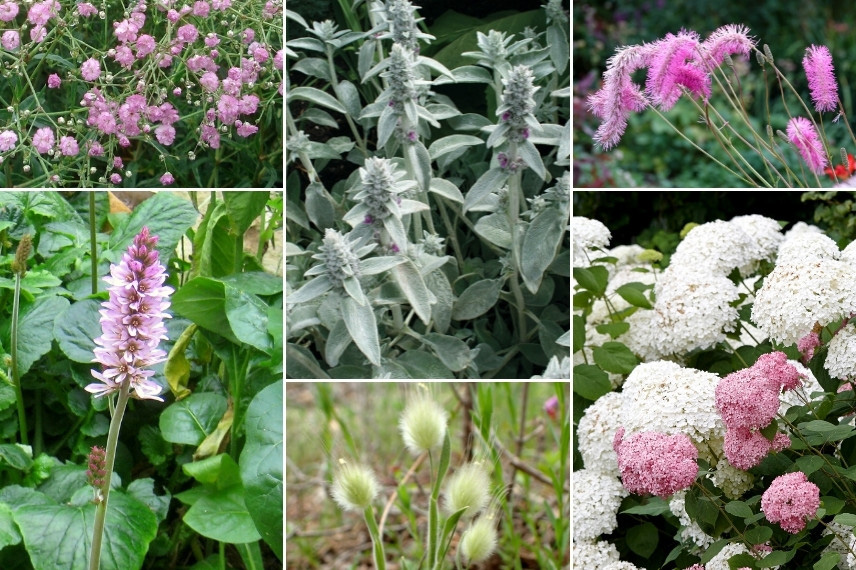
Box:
81;58;101;81
1;30;19;50
699;24;755;69
761;471;819;533
85;227;173;401
803;45;839;113
798;331;821;363
754;351;803;391
0;130;17;152
787;116;828;174
0;1;19;22
160;172;174;185
58;135;79;156
47;73;61;88
715;368;780;430
614;429;698;498
31;127;54;154
723;426;789;470
645;30;711;111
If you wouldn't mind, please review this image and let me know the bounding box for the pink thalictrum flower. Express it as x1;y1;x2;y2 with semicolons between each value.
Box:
803;45;838;113
787;116;828;174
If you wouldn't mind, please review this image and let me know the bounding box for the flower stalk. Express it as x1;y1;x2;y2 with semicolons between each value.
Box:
10;234;32;446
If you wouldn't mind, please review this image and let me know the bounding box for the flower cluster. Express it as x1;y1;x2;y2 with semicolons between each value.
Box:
613;428;698;498
572;216;611;267
331;459;379;512
573;468;627;541
761;472;820;533
306;229;375;288
494;65;539;145
346;157;415;223
85;227;173;401
374;0;433;52
86;445;107;489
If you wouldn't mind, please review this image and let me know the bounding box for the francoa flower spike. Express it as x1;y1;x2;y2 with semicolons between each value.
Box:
86;227;173;401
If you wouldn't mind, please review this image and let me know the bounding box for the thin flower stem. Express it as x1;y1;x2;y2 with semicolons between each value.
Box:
11;273;27;446
90;192;98;295
89;379;132;570
363;506;387;570
838;99;856;150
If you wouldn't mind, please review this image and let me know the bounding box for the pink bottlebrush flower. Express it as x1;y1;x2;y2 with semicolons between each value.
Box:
645;30;711;111
787;116;828;174
613;429;698;498
587;44;652;150
761;472;819;533
715;368;780;430
81;58;101;81
754;351;803;391
798;331;821;363
698;24;755;69
543;395;559;420
803;45;838;113
47;73;61;88
32;127;54;154
0;130;16;151
723;425;790;470
86;227;173;401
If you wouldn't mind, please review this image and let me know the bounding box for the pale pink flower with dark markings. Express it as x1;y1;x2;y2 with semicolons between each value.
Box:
803;45;838;113
787;116;827;174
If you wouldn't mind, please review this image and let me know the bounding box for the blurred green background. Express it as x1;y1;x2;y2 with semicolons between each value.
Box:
574;1;856;187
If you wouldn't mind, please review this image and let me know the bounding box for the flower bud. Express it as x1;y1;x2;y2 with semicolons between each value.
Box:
11;234;32;276
331;459;378;512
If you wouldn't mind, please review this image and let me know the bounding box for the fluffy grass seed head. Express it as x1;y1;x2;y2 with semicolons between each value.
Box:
444;461;491;519
459;510;499;564
331;459;379;512
399;387;448;455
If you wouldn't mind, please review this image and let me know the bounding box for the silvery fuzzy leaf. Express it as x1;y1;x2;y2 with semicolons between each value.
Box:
422;333;472;372
334;80;362;119
428;178;464;203
358;40;377;82
291;57;331;81
518;139;546;180
287;276;333;305
428;135;484;162
485;123;509;148
399;199;429;216
448;113;493;131
474;213;512;249
360;256;406;275
392;259;433;325
404;141;431;192
286;37;325;53
343;276;368;306
416;55;454;80
463;167;508;213
377;105;398;148
547;24;569;75
324;319;351;367
358;101;387;119
382;215;408;250
362;58;391;83
521;207;566;294
424;270;453;334
342;296;381;366
288;87;347;115
415;253;451;276
424;104;461;120
299;108;338;129
415;105;441;128
343;203;369;227
433;66;492;85
452;278;502;321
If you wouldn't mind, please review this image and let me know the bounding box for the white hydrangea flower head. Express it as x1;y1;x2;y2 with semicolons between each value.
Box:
572;539;620;569
669;219;762;276
602;563;640;570
710;457;754;499
578;391;625;477
669;490;715;548
705;543;751;570
621;307;664;362
784;221;824;239
619;361;725;460
752;258;856;346
573;469;627;541
730;214;784;274
841;239;856;266
573;217;611;267
608;244;647;269
776;231;840;265
823;522;856;570
826;326;856;380
779;360;824;413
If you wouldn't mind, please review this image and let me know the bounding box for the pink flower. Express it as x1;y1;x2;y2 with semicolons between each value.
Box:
787;116;828;174
1;30;19;50
723;426;789;470
160;172;174;185
614;429;698;498
587;44;652;150
262;0;279;18
199;71;219;92
31;127;54;154
0;130;17;152
239;94;260;115
798;331;821;363
211;0;230;10
699;24;754;69
30;25;46;43
192;0;209;16
754;351;803;391
77;2;97;16
543;395;559;420
645;30;711;111
166;8;179;22
201;124;220;149
110;173;122;184
177;23;198;44
114;46;134;68
58;135;79;156
217;94;240;124
27;0;57;26
715;368;780;430
47;73;61;88
136;34;155;58
0;1;18;22
88;141;104;156
274;49;283;71
803;45;838;113
155;124;175;145
81;58;101;81
114;18;139;43
242;27;254;44
235;121;258;137
86;227;173;401
253;46;269;63
114;156;123;169
761;472;819;533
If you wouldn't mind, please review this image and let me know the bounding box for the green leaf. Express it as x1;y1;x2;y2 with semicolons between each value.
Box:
126;478;171;524
240;381;283;560
54;299;102;364
13;489;157;570
287;87;347;114
183;454;242;489
164;323;197;400
724;500;754;518
159;393;229;446
795;455;825;476
592;342;639;374
744;525;773;544
225;287;273;354
595;322;630;339
757;549;794;567
822;495;845;515
220;272;283;296
614;282;653;309
182;486;262;544
799;420;856;443
521;208;565;293
193;201;236;278
222;191;269;235
626;522;658;558
342;296;381;366
104;192;197;263
172;277;240;344
3;295;70;376
620;497;670;516
452;279;501;321
573;315;584;353
392;259;433;325
0;444;31;471
462;167;509;213
573;266;608;297
815;552;841;570
422;333;472;372
572;365;611;401
834;513;856;527
427;135;484;161
0;503;21;550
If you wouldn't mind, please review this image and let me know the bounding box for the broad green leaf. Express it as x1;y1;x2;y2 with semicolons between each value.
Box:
165;324;197;400
287;87;347;114
172;277;240;344
193;200;236;279
392;260;433;325
822;495;845;515
452;279;501;321
815;552;841;570
744;525;773;544
572;365;610;401
573;266;608;296
573;315;584;353
2;295;69;376
758;549;794;567
222;191;270;235
126;478;171;524
795;454;825;476
595;322;630;339
423;333;472;372
240;381;283;559
14;489;157;570
54;299;102;363
724;500;753;518
0;444;31;471
160;393;228;446
834;513;856;527
521;208;565;293
0;503;21;550
474;213;511;249
626;522;658;558
592;342;639;374
183;454;242;489
104;192;197;263
620;497;670;516
428;178;464;203
342;296;381;366
463;167;509;213
427;135;484;161
615;282;653;309
225;287;273;353
183;486;262;544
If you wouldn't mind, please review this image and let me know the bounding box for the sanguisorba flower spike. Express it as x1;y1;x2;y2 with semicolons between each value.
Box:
803;45;839;113
786;116;828;174
86;227;173;401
